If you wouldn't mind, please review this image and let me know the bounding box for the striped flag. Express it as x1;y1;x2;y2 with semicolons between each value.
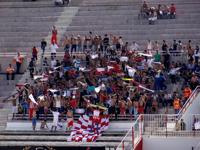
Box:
68;115;109;142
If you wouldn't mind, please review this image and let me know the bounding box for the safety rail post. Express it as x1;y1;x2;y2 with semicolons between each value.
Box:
132;126;134;149
122;141;125;150
140;115;143;136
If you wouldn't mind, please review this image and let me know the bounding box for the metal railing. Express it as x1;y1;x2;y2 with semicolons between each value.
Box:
116;115;142;150
178;86;200;120
143;114;200;137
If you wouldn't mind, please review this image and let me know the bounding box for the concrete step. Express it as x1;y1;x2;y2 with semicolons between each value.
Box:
0;141;122;148
0;135;123;142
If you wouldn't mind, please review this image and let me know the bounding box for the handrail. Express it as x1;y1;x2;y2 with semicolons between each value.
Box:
116;115;142;150
177;86;200;120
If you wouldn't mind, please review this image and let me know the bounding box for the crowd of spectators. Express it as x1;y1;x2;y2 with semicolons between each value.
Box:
6;22;200;131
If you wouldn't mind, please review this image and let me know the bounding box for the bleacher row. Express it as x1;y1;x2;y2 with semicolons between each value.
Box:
0;0;199;52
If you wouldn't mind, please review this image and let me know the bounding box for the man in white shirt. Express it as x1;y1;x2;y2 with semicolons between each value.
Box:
50;57;56;70
130;41;140;51
51;109;60;132
50;41;58;58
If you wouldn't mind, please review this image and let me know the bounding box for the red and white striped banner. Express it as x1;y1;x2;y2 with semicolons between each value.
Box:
68;115;109;142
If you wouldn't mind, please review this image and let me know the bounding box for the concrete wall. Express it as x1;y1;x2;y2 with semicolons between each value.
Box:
6;121;134;131
143;136;200;150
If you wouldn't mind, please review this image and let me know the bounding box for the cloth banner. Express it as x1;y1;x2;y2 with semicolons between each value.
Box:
68;114;109;142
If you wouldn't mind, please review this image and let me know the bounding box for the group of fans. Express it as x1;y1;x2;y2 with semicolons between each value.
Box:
140;1;176;24
7;24;200;131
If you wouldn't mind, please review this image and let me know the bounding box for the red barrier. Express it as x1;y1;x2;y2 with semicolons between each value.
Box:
134;138;143;150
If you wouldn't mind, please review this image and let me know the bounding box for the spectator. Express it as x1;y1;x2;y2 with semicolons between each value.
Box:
103;34;109;53
51;26;57;44
71;36;77;53
183;85;192;100
154;50;161;62
32;111;37;131
51;109;60;132
156;4;163;19
40;119;49;130
194;46;200;64
141;1;149;16
173;97;181;114
41;39;47;56
187;40;193;58
28;58;35;79
50;41;58;58
180;119;186;130
175;119;181;131
177;40;183;51
63;36;70;52
13;52;23;74
162;5;170;19
130;41;140;51
148;7;157;25
170;3;176;19
10;95;17;119
6;64;15;81
32;46;38;61
172;40;178;51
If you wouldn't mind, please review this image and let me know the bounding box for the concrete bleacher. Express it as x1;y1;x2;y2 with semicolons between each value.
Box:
0;0;81;52
62;0;200;49
0;131;127;150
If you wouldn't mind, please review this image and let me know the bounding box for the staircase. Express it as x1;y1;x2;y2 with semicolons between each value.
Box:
0;102;12;131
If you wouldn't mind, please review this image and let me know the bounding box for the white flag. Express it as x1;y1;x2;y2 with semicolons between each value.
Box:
138;53;152;57
120;56;128;62
91;54;98;59
95;86;101;93
33;75;43;80
29;94;38;105
138;85;154;93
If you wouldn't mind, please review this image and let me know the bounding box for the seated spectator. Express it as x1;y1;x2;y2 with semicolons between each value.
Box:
156;4;163;19
6;64;15;81
54;0;64;6
140;1;149;19
162;5;170;19
170;3;176;19
148;7;157;25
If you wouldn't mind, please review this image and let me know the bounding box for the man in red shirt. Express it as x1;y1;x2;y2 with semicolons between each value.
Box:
170;3;176;19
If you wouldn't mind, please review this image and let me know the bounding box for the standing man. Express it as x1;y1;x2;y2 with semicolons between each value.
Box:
50;41;58;58
93;107;100;134
28;58;35;79
32;46;38;61
14;52;23;74
51;109;60;132
103;34;109;54
41;39;47;56
6;64;15;81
